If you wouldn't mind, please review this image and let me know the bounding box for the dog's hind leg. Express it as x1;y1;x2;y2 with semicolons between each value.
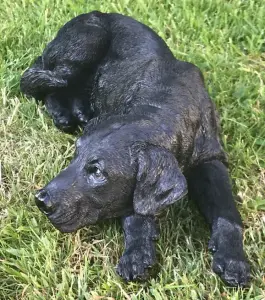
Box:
44;93;77;133
44;90;92;133
71;96;90;127
187;160;250;286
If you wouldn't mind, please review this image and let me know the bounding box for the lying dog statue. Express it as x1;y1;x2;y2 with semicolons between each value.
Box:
20;11;250;286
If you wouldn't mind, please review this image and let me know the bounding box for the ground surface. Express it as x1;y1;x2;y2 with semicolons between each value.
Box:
0;0;265;299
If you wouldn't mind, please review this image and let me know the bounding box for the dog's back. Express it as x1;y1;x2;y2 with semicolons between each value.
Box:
21;11;226;168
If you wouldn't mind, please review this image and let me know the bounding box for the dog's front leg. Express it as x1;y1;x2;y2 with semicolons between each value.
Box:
116;214;158;281
187;160;250;286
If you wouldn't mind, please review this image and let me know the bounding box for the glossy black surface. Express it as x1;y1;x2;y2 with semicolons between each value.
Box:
21;11;250;286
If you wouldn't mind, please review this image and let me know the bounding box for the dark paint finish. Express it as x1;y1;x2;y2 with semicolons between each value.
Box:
187;160;250;286
117;214;158;281
20;11;250;286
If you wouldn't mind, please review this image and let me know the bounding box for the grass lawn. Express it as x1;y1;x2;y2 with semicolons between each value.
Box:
0;0;265;299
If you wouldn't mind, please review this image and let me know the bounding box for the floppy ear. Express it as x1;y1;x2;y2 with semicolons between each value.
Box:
133;144;187;215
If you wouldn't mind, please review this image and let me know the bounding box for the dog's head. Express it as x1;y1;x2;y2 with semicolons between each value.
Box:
35;125;187;232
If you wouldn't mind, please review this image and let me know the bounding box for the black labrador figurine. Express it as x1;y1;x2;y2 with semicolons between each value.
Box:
20;11;250;286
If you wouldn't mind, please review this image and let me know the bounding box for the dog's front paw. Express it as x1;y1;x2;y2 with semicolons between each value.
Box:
209;219;250;287
116;239;156;281
212;249;250;287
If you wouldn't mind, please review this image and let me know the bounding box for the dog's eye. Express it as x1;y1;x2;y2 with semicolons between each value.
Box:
93;167;102;178
87;166;105;181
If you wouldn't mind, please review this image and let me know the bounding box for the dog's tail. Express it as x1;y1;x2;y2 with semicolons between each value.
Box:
20;68;67;100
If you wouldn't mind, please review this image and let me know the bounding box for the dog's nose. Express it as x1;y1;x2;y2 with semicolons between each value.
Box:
35;189;55;215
